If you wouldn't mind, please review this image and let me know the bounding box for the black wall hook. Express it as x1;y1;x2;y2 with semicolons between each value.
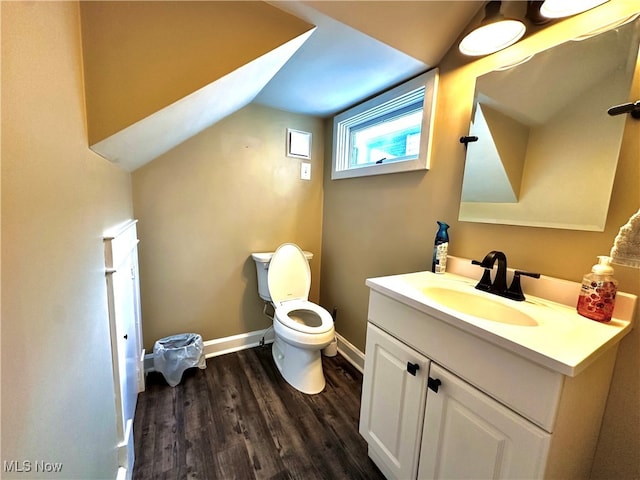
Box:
608;100;640;119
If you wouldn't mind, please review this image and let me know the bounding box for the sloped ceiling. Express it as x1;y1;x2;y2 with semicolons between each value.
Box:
304;1;482;65
254;1;482;116
80;1;482;171
89;30;315;171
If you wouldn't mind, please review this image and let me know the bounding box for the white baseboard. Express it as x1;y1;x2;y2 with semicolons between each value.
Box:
144;327;275;372
138;348;146;392
335;332;365;373
202;328;275;358
144;355;154;373
144;328;365;373
116;419;134;480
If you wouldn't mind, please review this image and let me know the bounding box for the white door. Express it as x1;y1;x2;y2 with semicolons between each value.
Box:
111;256;139;431
418;364;551;480
359;323;429;480
105;220;143;479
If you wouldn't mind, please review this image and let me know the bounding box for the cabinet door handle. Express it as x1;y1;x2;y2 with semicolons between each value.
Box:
428;377;442;393
406;362;420;376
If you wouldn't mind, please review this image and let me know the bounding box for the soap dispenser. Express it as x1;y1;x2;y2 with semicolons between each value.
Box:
432;221;450;274
576;256;618;323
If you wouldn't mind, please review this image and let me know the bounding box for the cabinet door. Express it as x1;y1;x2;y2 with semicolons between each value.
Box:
418;364;551;480
360;323;429;480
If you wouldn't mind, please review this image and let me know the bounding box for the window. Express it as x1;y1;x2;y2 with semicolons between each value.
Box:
331;69;439;180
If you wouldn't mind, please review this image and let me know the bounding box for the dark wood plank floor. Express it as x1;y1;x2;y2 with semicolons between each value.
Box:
132;345;385;480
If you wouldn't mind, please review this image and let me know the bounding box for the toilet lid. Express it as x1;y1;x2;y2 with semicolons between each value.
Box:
267;243;311;306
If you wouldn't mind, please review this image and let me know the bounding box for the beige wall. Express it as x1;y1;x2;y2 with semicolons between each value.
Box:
320;2;639;479
132;104;324;352
80;1;312;144
4;1;637;478
1;2;134;478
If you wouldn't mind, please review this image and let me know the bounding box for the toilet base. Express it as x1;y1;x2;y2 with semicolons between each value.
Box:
272;336;327;394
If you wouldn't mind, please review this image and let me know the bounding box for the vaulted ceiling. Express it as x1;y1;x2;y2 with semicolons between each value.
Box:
254;1;482;116
80;1;482;171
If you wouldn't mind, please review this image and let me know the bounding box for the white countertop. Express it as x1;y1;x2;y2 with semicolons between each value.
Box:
365;262;637;377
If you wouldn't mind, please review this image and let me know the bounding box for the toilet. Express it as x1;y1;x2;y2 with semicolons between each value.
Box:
251;243;335;394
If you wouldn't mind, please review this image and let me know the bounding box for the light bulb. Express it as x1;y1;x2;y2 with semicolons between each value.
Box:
459;19;526;56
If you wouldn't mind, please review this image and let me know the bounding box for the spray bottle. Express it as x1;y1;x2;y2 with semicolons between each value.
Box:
432;221;450;274
576;256;618;322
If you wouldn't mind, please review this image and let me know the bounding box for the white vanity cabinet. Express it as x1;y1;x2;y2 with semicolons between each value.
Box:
359;323;430;480
418;362;549;479
360;323;549;480
360;283;628;480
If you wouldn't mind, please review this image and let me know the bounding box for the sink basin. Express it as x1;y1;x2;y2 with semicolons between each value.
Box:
421;287;538;326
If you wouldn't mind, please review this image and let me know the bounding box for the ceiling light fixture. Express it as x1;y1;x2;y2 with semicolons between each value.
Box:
459;1;527;57
540;0;609;19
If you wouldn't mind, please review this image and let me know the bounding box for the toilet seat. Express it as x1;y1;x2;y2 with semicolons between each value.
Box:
275;299;334;334
268;243;334;335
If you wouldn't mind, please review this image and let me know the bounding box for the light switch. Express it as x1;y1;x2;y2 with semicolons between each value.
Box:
301;162;311;180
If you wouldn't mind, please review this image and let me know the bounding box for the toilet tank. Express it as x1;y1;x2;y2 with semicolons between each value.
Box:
251;250;313;302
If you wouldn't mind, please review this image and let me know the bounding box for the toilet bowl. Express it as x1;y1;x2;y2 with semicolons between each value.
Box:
251;243;335;394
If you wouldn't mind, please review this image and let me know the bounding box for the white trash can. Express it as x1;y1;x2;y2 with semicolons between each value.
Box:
153;333;206;387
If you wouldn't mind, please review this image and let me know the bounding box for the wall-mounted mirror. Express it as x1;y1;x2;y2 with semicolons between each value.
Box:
459;18;640;231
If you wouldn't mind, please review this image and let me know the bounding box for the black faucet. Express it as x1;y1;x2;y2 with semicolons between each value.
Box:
472;251;508;295
471;251;540;301
505;270;541;301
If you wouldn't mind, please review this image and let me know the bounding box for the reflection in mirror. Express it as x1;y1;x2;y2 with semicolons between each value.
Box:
459;18;640;231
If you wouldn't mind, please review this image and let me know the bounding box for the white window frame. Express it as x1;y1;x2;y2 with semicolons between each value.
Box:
331;69;439;180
